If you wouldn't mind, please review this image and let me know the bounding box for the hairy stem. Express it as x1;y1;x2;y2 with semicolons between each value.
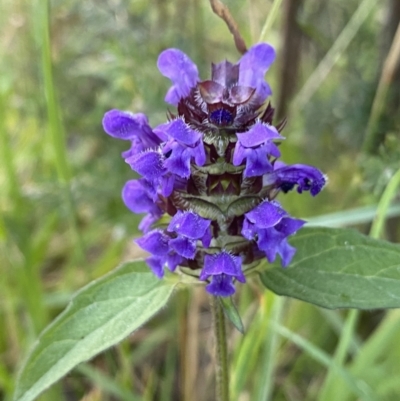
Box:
210;296;230;401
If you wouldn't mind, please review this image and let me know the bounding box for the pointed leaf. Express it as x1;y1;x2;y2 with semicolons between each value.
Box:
219;296;245;334
14;261;178;401
260;227;400;309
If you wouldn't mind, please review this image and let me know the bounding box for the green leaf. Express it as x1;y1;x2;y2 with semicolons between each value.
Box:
218;296;244;334
14;260;178;401
260;227;400;309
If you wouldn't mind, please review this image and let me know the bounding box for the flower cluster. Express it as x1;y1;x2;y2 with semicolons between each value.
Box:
102;44;326;297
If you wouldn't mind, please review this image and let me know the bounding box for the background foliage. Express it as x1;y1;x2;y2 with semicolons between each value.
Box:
1;0;400;400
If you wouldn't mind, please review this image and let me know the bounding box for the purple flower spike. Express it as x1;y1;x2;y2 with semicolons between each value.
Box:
104;44;327;291
264;162;327;196
102;110;161;148
233;122;282;177
238;43;275;102
200;251;245;297
157;49;199;106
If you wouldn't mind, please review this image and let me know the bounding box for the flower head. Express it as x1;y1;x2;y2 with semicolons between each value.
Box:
103;43;326;296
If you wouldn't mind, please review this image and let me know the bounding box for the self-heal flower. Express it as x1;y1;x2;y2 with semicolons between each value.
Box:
122;179;163;233
154;119;206;178
263;161;327;196
157;49;199;106
233;122;283;177
200;252;246;297
167;211;211;259
103;42;326;297
243;200;305;267
102;110;163;157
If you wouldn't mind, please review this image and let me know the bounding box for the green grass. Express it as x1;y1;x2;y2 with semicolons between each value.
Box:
1;0;400;400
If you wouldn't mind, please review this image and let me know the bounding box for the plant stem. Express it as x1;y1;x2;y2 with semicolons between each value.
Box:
210;296;230;401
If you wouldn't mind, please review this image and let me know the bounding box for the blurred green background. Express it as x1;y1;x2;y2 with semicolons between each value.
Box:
1;0;400;400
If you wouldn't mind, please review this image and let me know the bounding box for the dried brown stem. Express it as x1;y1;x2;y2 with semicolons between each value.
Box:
209;0;247;54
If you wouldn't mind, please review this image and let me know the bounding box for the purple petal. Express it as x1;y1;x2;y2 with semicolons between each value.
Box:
211;60;239;87
163;145;192;178
122;180;161;215
236;122;282;148
136;230;170;256
242;147;274;177
193;142;206;166
232;143;246;166
102;110;160;148
166;253;183;272
157;49;199;105
201;228;212;248
168;211;211;239
241;218;256;240
169;237;196;259
139;214;161;234
255;217;304;267
276;217;306;237
126;150;165;180
245;200;287;228
205;275;236;297
238;43;276;93
200;252;245;282
277;241;297;267
146;256;165;278
257;228;286;261
155;119;201;146
264;164;327;196
159;175;175;197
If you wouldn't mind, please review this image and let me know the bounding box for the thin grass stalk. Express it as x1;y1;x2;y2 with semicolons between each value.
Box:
363;21;400;154
317;309;359;401
0;91;22;207
184;290;200;401
231;296;269;398
258;0;284;43
292;0;377;110
369;168;400;238
38;0;84;261
254;295;285;401
271;323;378;401
210;295;230;401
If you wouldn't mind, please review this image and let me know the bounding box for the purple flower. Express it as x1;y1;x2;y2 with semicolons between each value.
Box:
200;251;245;297
157;49;199;106
233;122;283;177
154;118;206;178
136;230;183;278
122;180;163;232
238;43;275;102
167;211;211;258
103;43;326;297
243;200;305;266
264;162;327;196
102;110;163;157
